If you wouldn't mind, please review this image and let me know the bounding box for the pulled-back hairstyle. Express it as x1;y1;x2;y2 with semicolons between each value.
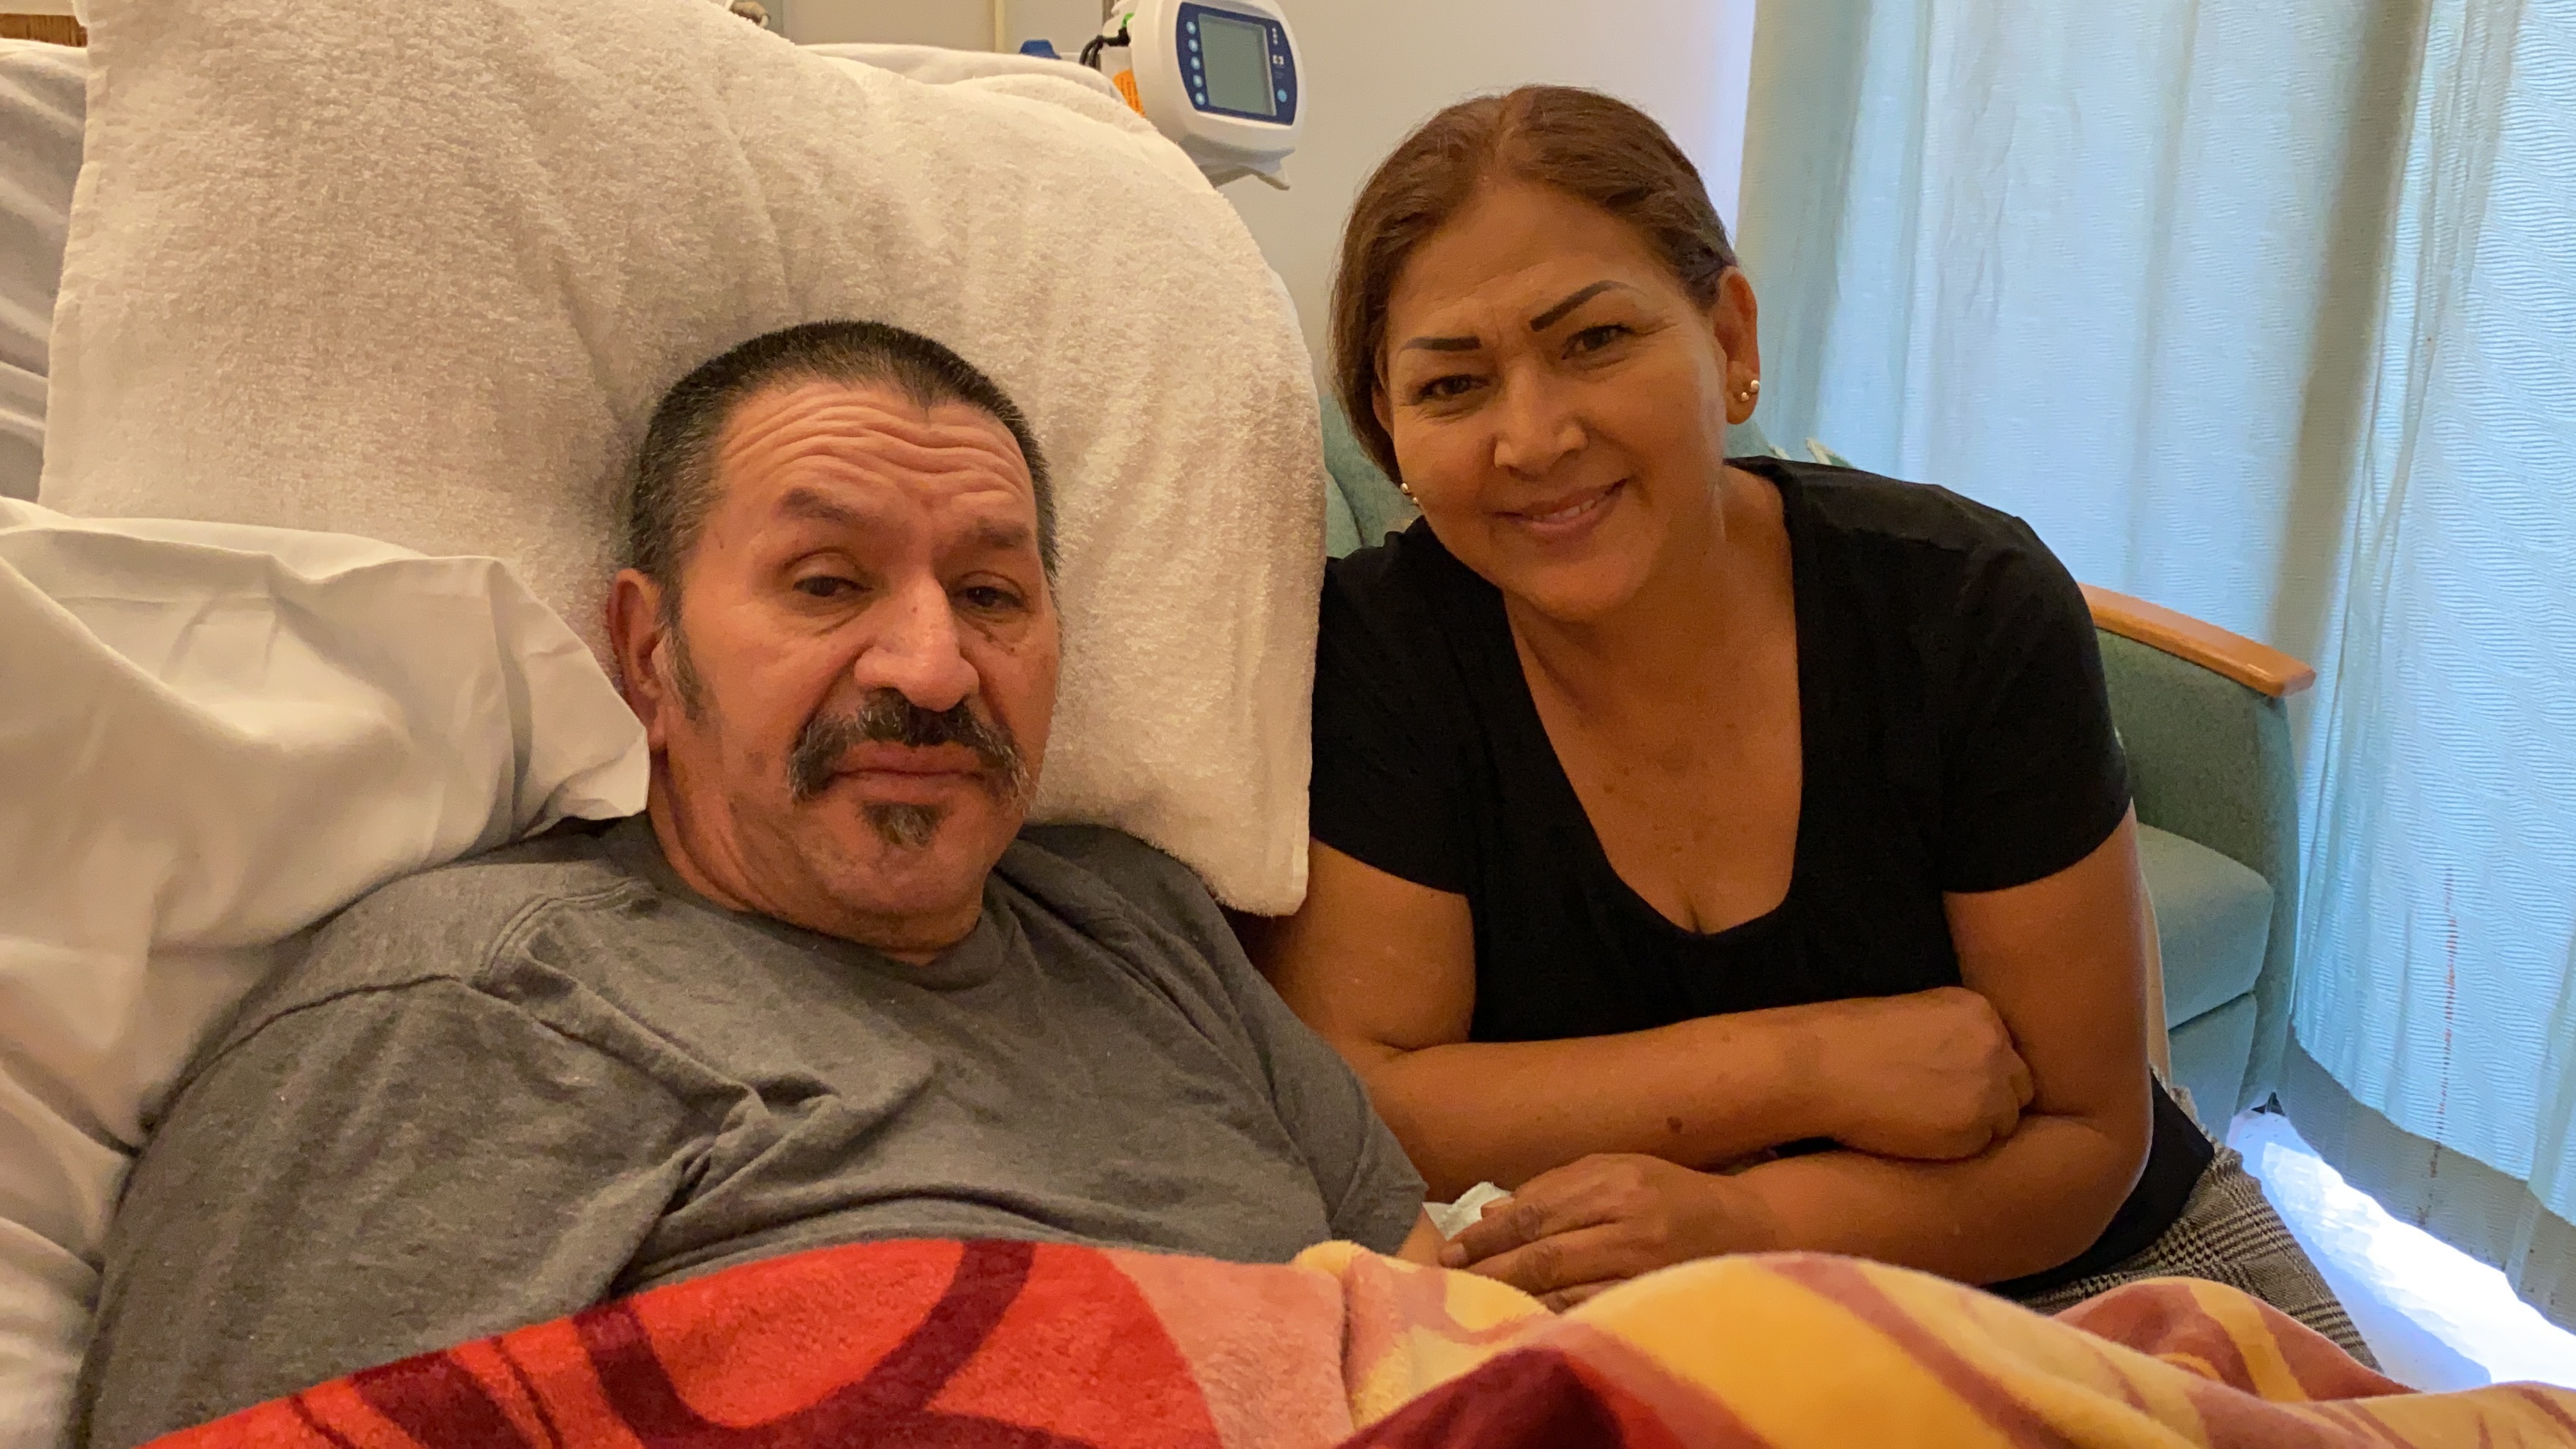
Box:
625;319;1055;604
1330;86;1740;484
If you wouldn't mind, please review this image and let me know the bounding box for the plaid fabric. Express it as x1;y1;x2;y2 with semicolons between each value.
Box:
2009;1145;2378;1366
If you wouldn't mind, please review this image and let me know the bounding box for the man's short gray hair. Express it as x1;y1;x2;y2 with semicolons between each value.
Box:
624;320;1057;604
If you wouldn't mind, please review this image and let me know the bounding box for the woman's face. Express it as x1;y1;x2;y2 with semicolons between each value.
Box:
1376;181;1759;623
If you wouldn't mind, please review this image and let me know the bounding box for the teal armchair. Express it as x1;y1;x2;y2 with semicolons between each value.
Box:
2084;589;2315;1120
1317;402;2310;1125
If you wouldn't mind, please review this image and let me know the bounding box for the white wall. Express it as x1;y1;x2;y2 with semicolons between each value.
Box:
774;0;1760;373
777;0;989;48
1007;0;1112;57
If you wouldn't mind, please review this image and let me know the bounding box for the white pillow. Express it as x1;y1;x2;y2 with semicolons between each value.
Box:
0;499;645;1448
40;0;1326;913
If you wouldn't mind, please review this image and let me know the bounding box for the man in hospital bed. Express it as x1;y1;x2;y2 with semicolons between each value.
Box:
72;321;1431;1448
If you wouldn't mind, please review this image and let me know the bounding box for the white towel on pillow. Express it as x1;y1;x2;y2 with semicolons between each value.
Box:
801;40;1123;93
42;0;1325;913
0;40;1164;501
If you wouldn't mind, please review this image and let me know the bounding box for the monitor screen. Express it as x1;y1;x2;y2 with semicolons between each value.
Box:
1197;12;1277;119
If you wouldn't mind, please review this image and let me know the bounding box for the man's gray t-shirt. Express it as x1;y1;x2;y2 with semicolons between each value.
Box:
77;819;1422;1447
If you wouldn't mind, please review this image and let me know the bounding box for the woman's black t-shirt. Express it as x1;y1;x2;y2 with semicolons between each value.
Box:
1308;457;2212;1294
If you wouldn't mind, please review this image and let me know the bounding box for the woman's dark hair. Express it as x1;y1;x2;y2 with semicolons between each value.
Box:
1329;86;1740;484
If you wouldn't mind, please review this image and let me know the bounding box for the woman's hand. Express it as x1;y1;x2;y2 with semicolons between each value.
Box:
1439;1154;1775;1311
1812;986;2034;1160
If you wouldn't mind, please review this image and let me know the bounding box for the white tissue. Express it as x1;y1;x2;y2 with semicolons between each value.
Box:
1426;1183;1513;1240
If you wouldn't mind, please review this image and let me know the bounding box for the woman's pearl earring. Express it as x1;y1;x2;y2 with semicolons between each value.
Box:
1737;377;1762;405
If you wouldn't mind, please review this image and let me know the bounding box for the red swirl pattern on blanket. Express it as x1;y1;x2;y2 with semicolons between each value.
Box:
150;1240;2576;1449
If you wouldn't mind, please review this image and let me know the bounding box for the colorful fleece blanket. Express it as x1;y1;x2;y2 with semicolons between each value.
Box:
156;1240;2576;1449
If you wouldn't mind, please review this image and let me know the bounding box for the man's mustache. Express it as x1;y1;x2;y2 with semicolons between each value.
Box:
787;688;1029;806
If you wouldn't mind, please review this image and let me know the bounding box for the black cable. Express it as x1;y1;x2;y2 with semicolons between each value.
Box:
1078;20;1130;71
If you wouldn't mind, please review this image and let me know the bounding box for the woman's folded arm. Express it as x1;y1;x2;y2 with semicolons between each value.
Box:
1727;812;2159;1281
1257;841;2037;1202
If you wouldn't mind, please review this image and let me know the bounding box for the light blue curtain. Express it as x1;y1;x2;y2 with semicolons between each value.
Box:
1737;0;2576;1326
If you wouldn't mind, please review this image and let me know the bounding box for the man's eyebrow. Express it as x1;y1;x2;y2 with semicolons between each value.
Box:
775;487;873;529
1528;280;1631;332
964;520;1036;554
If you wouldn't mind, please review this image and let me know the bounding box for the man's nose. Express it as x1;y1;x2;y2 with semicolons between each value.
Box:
851;575;978;715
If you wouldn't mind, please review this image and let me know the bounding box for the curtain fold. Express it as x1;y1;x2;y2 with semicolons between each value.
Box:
1739;0;2576;1328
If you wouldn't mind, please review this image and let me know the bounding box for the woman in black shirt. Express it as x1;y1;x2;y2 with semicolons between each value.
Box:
1257;86;2363;1355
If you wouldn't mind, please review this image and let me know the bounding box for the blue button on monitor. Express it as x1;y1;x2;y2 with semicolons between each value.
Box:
1276;89;1287;102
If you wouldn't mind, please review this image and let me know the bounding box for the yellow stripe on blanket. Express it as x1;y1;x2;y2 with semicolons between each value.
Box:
2216;1277;2340;1402
1571;1255;2036;1448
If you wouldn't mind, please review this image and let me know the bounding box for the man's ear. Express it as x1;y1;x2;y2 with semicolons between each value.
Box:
607;569;676;747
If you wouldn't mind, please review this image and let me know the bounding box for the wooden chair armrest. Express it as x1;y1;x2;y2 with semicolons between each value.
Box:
0;13;86;42
2081;584;2316;698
